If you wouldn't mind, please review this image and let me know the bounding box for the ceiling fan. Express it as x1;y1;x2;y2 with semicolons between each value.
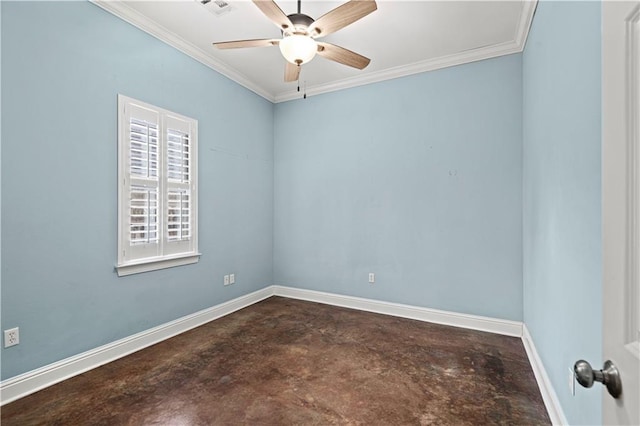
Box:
213;0;377;82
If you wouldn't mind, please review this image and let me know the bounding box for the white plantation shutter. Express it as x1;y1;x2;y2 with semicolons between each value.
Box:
164;115;195;256
129;118;159;179
167;190;190;241
117;95;198;275
130;186;158;244
167;127;190;182
120;102;161;262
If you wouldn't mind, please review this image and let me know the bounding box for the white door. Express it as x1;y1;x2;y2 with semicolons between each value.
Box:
602;1;640;425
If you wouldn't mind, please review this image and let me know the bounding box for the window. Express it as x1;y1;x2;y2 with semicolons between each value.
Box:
117;95;199;276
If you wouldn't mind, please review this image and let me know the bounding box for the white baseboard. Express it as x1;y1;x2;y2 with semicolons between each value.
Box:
272;285;523;337
2;284;547;415
521;324;568;425
0;286;274;405
275;287;565;422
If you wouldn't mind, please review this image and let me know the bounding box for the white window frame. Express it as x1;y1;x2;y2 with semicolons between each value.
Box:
116;95;199;276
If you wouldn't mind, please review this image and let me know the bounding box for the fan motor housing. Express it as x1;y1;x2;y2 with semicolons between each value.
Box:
285;13;314;34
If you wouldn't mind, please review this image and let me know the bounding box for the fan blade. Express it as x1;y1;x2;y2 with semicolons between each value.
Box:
284;61;301;82
317;42;370;70
213;39;279;49
309;0;377;38
252;0;294;31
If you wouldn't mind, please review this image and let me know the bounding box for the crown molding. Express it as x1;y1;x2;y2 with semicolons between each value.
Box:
91;0;537;104
515;0;538;48
276;0;538;103
275;40;523;103
90;0;276;103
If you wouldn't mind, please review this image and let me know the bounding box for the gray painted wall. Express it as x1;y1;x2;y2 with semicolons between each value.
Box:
1;1;274;379
523;2;602;424
274;54;523;321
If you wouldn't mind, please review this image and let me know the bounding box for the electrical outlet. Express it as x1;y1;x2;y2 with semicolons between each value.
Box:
4;327;19;348
223;275;230;286
368;273;375;283
229;273;235;284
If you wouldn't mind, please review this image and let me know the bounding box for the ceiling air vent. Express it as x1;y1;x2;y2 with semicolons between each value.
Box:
198;0;233;17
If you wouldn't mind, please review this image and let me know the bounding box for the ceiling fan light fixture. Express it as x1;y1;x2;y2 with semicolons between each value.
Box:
212;0;377;83
279;34;317;65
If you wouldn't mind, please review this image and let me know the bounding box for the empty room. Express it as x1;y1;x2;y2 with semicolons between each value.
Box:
1;0;639;424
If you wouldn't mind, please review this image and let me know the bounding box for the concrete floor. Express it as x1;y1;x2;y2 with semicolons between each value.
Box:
1;297;550;425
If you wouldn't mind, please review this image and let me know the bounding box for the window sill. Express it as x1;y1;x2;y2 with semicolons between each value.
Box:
116;253;201;276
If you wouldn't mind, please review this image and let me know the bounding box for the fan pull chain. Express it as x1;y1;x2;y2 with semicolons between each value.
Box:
303;81;307;99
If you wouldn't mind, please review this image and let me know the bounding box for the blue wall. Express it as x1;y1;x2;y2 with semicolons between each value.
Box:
523;1;602;424
274;54;523;321
1;1;274;379
2;4;607;424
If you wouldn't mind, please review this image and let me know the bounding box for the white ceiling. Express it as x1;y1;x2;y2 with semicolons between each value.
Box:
94;0;536;102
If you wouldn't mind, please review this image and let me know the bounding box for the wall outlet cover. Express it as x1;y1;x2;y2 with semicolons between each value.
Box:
4;327;20;348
